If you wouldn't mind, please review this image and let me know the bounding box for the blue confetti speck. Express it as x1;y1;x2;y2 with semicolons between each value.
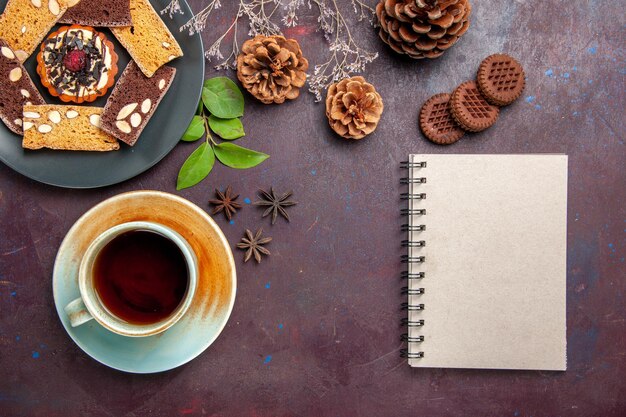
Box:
15;336;20;341
573;111;579;117
588;46;597;54
229;220;235;225
265;282;271;289
589;79;593;84
32;351;39;359
563;72;570;79
544;69;553;77
10;291;16;296
278;323;284;329
572;66;577;72
244;198;251;204
514;411;520;417
608;243;614;248
263;355;272;364
525;96;535;103
311;169;317;176
534;104;542;110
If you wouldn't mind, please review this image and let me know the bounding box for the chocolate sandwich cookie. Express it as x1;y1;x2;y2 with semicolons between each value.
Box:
450;81;499;132
419;93;465;145
477;53;526;106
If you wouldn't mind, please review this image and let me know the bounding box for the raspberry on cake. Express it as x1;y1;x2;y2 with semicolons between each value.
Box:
36;25;118;104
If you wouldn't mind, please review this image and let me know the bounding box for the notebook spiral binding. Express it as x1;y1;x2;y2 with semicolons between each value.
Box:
400;160;426;360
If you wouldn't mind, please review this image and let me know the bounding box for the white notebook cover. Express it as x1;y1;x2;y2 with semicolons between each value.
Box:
406;154;567;370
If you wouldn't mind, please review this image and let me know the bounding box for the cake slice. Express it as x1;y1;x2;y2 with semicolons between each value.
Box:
111;0;183;78
0;0;74;62
0;39;45;134
22;104;120;151
59;0;132;27
100;61;176;146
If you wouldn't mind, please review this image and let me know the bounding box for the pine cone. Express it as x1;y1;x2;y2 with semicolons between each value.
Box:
236;35;309;104
325;76;384;140
376;0;472;59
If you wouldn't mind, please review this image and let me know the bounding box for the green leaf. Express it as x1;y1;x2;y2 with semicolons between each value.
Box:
202;77;244;119
176;142;215;190
181;115;205;142
214;142;269;169
208;115;245;140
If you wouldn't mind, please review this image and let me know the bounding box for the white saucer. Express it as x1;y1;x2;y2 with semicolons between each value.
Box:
52;191;236;373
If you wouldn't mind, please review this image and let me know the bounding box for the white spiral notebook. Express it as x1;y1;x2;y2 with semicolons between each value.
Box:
401;154;567;370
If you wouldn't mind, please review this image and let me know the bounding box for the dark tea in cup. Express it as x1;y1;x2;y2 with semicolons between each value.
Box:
93;230;189;325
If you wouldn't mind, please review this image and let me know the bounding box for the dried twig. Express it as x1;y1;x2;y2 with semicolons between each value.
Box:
304;0;378;101
173;0;378;101
161;0;184;19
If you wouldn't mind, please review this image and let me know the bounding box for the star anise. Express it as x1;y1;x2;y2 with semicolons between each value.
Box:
208;186;242;221
253;187;297;224
237;228;272;263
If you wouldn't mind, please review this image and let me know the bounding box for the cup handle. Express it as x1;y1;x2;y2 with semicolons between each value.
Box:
64;297;94;327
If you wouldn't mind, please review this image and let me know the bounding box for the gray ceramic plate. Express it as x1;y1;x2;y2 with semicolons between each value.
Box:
0;0;204;188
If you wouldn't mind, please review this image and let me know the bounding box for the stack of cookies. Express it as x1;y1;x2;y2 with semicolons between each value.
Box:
419;53;526;145
0;0;183;152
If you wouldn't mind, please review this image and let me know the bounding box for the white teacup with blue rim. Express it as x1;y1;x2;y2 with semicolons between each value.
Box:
64;221;198;337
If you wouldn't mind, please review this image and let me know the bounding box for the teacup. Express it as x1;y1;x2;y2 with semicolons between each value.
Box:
64;221;198;337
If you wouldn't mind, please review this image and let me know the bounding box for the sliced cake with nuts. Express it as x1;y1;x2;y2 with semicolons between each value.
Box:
0;39;45;135
0;0;75;62
100;60;176;146
111;0;183;78
59;0;132;27
22;104;119;151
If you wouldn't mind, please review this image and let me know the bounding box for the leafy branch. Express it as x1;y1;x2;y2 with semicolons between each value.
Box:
177;77;269;190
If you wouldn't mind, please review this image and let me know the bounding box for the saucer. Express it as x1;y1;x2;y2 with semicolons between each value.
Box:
52;191;236;373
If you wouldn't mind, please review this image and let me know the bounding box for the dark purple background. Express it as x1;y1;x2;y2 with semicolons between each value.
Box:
1;1;625;416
